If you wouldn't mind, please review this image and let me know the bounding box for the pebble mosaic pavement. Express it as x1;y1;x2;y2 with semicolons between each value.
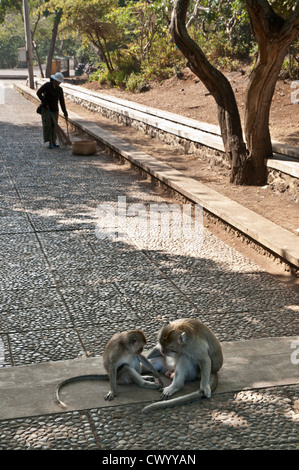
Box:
0;81;298;450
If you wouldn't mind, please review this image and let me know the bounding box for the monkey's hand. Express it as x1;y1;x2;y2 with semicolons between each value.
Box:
141;379;160;390
160;385;175;400
199;385;211;399
104;391;117;401
142;375;156;382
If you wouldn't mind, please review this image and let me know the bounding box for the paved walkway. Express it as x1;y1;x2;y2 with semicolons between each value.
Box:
0;80;298;450
15;81;299;268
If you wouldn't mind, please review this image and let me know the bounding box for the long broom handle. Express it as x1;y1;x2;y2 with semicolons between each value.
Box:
46;108;71;146
66;117;70;140
47;109;58;125
48;109;69;135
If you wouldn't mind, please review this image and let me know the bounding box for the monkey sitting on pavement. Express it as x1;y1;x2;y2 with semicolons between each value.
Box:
54;329;164;408
142;318;223;413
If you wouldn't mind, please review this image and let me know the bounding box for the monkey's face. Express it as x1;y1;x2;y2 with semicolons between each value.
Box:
128;330;146;355
158;327;182;356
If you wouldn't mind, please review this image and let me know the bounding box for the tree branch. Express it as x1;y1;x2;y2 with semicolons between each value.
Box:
281;3;299;37
186;0;209;29
245;0;299;42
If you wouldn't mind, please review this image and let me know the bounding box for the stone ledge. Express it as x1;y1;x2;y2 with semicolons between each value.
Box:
0;337;298;419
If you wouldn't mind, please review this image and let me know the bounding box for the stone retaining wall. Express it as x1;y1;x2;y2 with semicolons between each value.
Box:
64;92;299;201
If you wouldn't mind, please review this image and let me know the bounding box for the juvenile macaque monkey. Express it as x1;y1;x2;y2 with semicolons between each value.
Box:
54;329;163;408
142;318;223;413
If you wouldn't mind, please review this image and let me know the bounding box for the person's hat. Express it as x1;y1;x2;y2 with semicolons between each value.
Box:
50;72;64;83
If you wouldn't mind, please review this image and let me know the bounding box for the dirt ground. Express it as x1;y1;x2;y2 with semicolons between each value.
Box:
76;68;299;229
64;68;299;285
84;66;299;146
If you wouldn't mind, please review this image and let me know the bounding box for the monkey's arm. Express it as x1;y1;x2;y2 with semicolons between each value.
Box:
145;346;169;374
104;364;118;401
160;354;190;399
147;345;163;360
146;347;175;379
137;354;164;388
199;353;212;398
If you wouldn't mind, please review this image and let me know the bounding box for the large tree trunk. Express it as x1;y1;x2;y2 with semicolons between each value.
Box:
170;0;253;185
244;0;299;185
244;45;286;185
170;0;299;186
46;10;62;78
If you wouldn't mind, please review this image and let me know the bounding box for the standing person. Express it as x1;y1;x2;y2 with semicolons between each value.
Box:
36;72;68;149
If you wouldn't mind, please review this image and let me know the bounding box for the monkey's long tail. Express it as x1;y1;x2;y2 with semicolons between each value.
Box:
54;374;109;409
142;390;203;413
142;373;218;413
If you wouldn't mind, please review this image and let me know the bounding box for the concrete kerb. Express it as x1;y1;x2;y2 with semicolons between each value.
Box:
14;82;299;270
0;337;298;420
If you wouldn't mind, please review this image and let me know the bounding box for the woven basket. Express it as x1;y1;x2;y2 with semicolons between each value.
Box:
72;140;97;156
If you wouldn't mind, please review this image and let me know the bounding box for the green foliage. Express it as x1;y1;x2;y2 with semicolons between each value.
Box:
215;57;240;72
85;0;177;89
269;0;298;17
1;0;297;86
188;0;254;68
89;63;126;87
0;0;22;24
45;0;120;71
0;1;24;67
88;65;106;84
0;35;24;67
88;0;184;89
125;72;146;92
279;39;299;79
76;45;98;64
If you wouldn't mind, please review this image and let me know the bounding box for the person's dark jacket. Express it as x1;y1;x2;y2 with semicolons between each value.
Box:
37;80;68;117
